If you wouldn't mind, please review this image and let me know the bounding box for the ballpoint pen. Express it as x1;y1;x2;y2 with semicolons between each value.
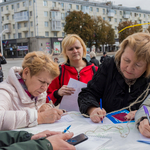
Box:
143;105;150;124
100;98;103;123
62;125;71;133
48;96;55;108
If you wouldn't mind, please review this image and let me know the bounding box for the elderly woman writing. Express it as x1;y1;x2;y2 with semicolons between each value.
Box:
78;32;150;123
0;51;63;130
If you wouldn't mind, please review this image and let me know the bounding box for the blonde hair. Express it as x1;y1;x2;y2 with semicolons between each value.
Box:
89;51;96;58
22;51;60;78
115;32;150;78
62;34;87;62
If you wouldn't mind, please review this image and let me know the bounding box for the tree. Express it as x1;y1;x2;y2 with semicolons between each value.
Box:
107;27;115;51
64;11;94;45
118;21;143;43
147;25;150;33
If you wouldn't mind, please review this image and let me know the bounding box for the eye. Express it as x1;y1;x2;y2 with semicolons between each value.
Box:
68;48;73;51
75;47;80;49
124;59;130;63
135;63;141;67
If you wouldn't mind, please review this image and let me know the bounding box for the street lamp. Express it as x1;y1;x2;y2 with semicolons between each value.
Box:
0;29;9;56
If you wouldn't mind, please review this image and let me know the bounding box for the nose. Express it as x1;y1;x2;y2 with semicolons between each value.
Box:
73;48;78;52
41;83;48;91
126;64;134;72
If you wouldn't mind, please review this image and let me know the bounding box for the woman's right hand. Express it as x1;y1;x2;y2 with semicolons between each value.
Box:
139;119;150;138
37;108;63;124
58;85;75;97
88;107;106;123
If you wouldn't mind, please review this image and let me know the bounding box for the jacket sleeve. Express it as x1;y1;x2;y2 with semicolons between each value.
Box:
135;95;150;129
0;90;38;130
0;131;52;150
47;75;62;104
0;56;7;64
78;59;110;115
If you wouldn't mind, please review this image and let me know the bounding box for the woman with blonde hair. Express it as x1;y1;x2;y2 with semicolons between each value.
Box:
0;51;63;130
78;32;150;124
47;34;98;107
89;51;99;66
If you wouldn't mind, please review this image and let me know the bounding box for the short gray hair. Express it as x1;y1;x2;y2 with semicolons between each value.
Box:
89;51;96;58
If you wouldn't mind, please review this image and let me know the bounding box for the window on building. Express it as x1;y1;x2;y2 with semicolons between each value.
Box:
30;11;32;16
139;20;141;24
13;33;15;39
8;34;11;39
30;21;33;27
13;24;15;29
54;32;57;37
11;5;14;9
120;19;122;22
2;17;4;21
61;13;65;20
144;14;146;18
120;11;122;15
45;21;48;27
61;3;64;8
96;8;99;12
23;2;25;7
115;18;117;22
18;33;22;38
139;14;141;17
52;2;56;7
108;18;111;21
31;32;33;37
45;31;49;37
134;13;136;17
115;10;117;14
62;32;65;37
103;9;105;15
29;0;32;6
44;11;48;17
17;3;20;8
1;7;3;12
25;32;28;38
43;0;47;6
69;4;72;9
18;23;21;29
7;15;9;20
3;35;5;40
103;17;105;20
24;22;28;27
12;15;14;19
6;6;8;10
76;5;79;10
115;26;117;30
62;23;65;27
90;7;93;11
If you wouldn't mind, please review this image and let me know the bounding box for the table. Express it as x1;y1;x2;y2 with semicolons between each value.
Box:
15;111;150;150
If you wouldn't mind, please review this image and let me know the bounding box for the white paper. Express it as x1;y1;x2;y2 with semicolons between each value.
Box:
56;114;74;123
59;78;87;111
139;133;150;142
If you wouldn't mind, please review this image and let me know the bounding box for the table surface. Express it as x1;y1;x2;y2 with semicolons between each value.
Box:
15;111;150;150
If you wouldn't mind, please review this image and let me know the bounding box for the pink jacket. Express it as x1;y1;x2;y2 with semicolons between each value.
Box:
0;67;46;130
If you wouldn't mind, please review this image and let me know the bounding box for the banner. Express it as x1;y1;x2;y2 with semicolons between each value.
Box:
17;46;28;51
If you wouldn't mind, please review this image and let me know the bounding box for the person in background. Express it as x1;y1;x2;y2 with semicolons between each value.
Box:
89;51;99;66
78;32;150;123
86;50;91;62
47;34;98;106
135;97;150;138
0;51;63;130
0;52;7;82
54;57;60;64
100;52;109;63
0;130;75;150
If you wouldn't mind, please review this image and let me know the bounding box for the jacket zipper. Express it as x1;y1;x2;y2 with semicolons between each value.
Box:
129;85;131;93
35;98;38;110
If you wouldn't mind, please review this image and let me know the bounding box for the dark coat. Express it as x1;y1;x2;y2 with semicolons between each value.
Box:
100;55;109;63
0;56;7;80
78;57;150;114
90;57;99;66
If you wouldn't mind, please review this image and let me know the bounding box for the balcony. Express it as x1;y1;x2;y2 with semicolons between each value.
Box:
2;10;10;15
107;12;115;18
50;7;60;11
16;7;28;12
3;20;11;24
15;15;28;22
123;14;130;19
21;27;28;32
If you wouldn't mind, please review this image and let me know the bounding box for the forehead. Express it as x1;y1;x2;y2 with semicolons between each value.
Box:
66;39;82;48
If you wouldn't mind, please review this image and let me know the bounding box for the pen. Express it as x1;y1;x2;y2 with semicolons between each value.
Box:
143;105;150;124
48;96;55;108
62;125;71;133
100;98;103;123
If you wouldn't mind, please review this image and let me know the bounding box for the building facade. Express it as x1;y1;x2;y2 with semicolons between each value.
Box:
0;0;150;57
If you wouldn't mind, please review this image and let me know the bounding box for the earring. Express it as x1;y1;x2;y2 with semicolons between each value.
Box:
23;79;26;82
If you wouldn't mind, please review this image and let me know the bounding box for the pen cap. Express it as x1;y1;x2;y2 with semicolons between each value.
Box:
143;105;150;116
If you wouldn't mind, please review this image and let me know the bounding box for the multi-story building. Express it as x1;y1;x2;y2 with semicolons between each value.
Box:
0;0;150;57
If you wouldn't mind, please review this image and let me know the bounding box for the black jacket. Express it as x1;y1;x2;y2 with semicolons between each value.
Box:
100;55;109;63
0;56;7;78
90;57;99;66
78;57;150;114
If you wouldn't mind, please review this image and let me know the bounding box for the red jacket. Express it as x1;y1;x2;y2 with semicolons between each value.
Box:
47;61;98;105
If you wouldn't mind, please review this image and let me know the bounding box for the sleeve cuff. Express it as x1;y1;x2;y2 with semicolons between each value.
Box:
54;90;62;99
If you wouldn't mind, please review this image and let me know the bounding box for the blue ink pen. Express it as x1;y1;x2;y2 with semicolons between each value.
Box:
100;98;103;123
143;105;150;124
48;96;55;108
62;125;71;133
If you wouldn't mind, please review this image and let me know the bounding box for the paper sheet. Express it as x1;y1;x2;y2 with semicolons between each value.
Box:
59;78;87;111
137;134;150;144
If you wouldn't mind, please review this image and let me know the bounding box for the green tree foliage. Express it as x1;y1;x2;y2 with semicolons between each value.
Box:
64;11;94;45
118;21;143;43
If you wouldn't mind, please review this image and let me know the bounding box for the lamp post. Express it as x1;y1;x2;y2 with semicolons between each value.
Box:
0;29;8;56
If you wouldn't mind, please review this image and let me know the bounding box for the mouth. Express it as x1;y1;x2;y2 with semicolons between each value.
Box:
125;71;132;75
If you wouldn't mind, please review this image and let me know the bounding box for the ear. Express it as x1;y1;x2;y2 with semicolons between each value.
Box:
22;67;30;80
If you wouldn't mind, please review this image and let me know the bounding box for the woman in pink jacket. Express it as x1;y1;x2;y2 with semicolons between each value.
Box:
0;51;63;130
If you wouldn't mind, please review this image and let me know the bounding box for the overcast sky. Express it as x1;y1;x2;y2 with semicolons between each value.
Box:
92;0;150;11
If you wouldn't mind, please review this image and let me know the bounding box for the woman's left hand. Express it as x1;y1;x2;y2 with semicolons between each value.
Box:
124;110;137;121
38;103;52;112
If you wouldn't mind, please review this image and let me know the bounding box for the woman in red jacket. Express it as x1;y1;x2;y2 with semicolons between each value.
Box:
47;34;98;106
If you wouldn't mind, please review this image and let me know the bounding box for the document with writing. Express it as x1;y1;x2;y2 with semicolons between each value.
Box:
59;78;87;111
